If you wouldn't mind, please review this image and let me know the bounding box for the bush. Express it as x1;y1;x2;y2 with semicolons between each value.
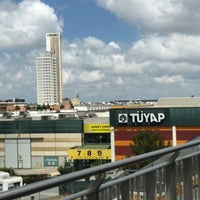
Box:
22;174;49;184
0;167;17;176
57;161;73;175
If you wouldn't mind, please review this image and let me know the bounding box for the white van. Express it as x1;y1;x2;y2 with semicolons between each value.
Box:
0;171;23;192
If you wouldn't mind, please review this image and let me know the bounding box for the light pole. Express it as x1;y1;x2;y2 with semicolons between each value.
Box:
99;135;102;164
99;135;102;145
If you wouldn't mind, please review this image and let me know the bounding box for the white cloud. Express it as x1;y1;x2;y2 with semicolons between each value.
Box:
97;0;200;34
154;75;184;84
109;41;121;49
83;36;105;49
1;0;200;102
62;70;75;85
78;70;105;83
0;0;63;49
132;34;200;61
15;71;23;81
61;30;200;100
116;76;124;85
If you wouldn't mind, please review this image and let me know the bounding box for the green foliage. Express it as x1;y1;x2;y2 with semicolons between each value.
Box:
129;129;166;169
42;104;47;110
60;104;65;109
130;129;165;155
91;160;101;167
22;174;49;184
15;106;20;111
57;161;73;175
25;105;30;111
57;161;74;194
37;104;41;110
70;101;74;109
46;103;50;109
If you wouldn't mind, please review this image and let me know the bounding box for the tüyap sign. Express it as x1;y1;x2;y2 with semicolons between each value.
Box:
118;111;165;124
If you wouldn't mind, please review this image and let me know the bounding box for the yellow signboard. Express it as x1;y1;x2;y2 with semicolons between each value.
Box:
84;124;110;133
68;149;111;160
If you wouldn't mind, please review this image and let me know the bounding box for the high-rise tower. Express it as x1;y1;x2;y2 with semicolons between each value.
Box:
36;33;63;105
36;52;57;105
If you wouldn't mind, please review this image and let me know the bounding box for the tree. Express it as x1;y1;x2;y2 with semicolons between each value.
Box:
60;104;65;110
46;103;50;110
25;105;30;111
15;106;20;111
37;104;41;111
57;161;73;175
57;161;73;193
129;129;168;169
42;104;46;110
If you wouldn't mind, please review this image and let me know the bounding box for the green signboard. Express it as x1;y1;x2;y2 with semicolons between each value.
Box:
110;108;169;126
44;156;59;166
110;107;200;127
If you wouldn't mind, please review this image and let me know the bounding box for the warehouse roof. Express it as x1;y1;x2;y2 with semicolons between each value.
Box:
155;97;200;107
71;144;110;149
84;117;109;124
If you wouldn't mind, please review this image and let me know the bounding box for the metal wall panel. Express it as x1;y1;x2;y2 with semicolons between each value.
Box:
5;139;31;168
0;122;17;134
0;119;83;134
18;139;31;168
5;139;18;168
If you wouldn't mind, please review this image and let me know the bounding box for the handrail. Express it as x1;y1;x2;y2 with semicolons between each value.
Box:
1;139;200;200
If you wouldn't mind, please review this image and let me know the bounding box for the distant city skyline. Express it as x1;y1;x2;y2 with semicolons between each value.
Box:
1;1;200;103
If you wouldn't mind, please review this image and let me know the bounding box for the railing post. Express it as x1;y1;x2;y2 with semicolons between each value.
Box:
120;180;130;200
165;161;176;200
197;155;200;200
144;171;155;200
87;173;105;200
182;157;193;200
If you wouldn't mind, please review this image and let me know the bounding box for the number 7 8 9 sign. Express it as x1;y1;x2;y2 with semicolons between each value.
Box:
68;149;111;160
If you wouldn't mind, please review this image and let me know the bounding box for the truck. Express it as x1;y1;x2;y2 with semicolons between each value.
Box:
0;171;23;192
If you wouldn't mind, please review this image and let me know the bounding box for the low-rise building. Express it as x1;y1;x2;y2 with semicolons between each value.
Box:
110;97;200;160
0;119;83;169
68;117;111;169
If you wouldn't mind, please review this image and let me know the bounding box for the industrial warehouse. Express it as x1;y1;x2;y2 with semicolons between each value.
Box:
110;97;200;160
0;119;83;169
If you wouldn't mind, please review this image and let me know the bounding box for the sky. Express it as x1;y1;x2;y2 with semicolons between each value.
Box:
1;0;200;103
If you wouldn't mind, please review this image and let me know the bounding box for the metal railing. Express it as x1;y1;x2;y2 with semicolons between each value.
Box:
1;138;200;200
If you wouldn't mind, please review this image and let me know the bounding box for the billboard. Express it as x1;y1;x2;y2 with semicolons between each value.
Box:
110;108;170;126
68;149;111;160
84;124;110;133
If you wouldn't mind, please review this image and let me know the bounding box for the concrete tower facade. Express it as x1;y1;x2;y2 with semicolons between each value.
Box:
36;52;58;105
36;33;63;105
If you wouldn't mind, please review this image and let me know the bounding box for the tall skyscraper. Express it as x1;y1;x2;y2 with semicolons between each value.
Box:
36;33;63;105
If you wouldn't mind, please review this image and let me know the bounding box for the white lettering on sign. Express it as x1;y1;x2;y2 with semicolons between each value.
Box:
118;111;165;124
